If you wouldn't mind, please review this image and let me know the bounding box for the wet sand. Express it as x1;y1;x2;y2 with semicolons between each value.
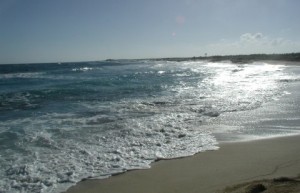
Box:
65;60;300;193
65;135;300;193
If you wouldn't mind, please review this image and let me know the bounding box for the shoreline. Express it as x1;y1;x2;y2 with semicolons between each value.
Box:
65;134;300;193
64;61;300;193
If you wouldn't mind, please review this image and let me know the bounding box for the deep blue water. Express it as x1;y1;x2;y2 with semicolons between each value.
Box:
0;60;299;193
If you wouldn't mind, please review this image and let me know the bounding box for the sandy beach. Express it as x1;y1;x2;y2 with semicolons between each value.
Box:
64;62;300;193
65;135;300;193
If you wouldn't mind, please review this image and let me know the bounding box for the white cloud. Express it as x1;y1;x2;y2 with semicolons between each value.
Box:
240;33;263;42
206;32;300;55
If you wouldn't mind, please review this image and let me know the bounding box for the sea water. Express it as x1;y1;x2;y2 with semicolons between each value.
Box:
0;60;300;193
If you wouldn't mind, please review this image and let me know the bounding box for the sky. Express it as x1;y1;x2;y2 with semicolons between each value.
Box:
0;0;300;64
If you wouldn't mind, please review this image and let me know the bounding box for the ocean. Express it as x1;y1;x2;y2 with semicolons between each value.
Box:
1;60;300;193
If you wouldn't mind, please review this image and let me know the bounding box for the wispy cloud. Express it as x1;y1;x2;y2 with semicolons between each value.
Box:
207;32;300;55
240;33;263;42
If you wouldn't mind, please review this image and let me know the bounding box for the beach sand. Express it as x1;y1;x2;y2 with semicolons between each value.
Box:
65;135;300;193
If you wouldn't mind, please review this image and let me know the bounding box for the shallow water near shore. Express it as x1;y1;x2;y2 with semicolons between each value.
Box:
1;60;300;193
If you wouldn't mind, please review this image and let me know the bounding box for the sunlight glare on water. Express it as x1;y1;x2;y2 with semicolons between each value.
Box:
0;60;299;193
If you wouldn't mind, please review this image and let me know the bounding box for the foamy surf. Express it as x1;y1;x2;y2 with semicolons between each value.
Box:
0;60;299;193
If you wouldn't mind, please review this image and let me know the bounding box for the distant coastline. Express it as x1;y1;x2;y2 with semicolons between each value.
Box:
2;52;300;65
152;52;300;63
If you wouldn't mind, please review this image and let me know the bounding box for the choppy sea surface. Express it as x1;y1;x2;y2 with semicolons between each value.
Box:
1;60;300;193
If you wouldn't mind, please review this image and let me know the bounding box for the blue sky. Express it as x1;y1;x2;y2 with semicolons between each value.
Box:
0;0;300;64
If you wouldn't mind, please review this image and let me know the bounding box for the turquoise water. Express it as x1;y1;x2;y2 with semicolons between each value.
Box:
0;60;299;193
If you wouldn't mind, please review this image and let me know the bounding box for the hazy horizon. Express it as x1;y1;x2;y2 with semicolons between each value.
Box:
1;0;300;64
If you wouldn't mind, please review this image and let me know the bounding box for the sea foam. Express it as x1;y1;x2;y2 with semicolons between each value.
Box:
0;60;299;193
